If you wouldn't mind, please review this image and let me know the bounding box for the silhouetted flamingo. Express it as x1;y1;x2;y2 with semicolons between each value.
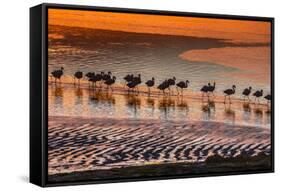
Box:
85;72;94;79
132;74;142;92
74;71;83;85
176;80;189;96
264;94;271;106
127;80;139;93
132;74;141;85
95;72;104;88
253;89;263;103
145;77;155;95
223;85;236;104
167;77;176;94
157;80;169;96
89;73;100;88
85;72;95;87
103;71;112;81
208;82;216;96
201;83;211;99
123;74;134;88
242;86;252;101
51;67;64;84
104;76;116;91
124;74;133;83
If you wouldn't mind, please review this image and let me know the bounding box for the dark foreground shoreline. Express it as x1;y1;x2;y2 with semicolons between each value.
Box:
48;153;271;183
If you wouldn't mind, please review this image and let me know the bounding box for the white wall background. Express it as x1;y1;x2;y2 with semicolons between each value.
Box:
0;0;279;190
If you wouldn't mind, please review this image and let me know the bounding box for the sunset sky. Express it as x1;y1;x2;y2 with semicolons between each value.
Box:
48;9;270;44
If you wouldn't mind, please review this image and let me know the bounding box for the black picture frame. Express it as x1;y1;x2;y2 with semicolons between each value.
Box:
30;3;274;187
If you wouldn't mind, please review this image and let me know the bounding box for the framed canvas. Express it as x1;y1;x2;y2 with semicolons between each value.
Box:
30;3;274;187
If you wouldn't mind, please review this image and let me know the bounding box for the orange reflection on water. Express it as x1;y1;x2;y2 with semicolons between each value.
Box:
48;84;271;128
180;46;271;84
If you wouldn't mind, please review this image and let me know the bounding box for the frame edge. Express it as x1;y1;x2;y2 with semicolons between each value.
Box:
30;4;45;187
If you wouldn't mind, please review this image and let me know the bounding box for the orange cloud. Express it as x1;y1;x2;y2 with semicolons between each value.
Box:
48;9;271;44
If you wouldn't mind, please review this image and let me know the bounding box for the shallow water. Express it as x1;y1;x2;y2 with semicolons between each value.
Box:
48;25;271;98
48;85;270;128
48;25;271;128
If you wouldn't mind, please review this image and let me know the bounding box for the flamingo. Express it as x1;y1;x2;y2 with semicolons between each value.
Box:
176;80;189;96
89;73;101;88
104;76;116;91
157;80;169;96
85;72;94;79
132;74;142;92
132;74;141;85
123;74;134;88
145;77;155;95
95;72;104;88
201;83;211;99
127;80;139;93
264;94;271;106
74;71;83;85
124;74;134;83
103;71;112;81
85;72;95;87
223;85;236;104
208;82;216;96
242;86;252;101
167;77;176;94
51;67;64;84
253;90;263;103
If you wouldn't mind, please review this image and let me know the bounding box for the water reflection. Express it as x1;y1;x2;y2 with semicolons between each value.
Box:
48;85;271;128
265;110;271;124
75;87;83;97
224;104;235;125
51;86;63;107
159;97;176;119
177;97;189;115
253;105;263;125
242;103;251;123
201;100;216;121
74;87;83;105
51;86;63;97
146;97;155;108
146;97;155;116
89;91;115;105
125;94;141;118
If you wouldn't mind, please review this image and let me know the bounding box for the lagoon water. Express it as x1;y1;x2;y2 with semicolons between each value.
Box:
48;25;270;96
48;25;271;128
48;84;270;128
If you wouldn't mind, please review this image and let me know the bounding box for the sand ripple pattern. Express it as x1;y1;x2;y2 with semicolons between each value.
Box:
48;116;271;175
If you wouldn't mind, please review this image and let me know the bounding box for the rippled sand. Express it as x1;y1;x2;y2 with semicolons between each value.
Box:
48;116;270;175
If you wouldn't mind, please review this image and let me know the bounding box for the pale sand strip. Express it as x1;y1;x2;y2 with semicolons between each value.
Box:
48;116;271;175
